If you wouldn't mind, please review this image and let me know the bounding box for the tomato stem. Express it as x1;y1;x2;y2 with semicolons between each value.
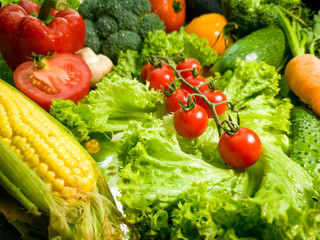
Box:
29;50;57;69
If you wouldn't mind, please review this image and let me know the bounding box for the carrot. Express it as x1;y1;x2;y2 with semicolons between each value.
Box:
284;54;320;116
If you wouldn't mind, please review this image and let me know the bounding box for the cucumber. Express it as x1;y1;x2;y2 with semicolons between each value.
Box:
290;105;320;178
211;26;287;74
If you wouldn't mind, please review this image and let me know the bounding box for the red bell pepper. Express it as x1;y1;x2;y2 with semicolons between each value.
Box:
0;0;86;70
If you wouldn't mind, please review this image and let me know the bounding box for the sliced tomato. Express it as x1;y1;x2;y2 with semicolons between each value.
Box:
14;53;91;111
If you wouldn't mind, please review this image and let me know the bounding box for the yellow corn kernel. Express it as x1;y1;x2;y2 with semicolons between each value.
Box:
66;175;80;188
65;158;79;169
58;166;71;178
29;154;40;168
24;148;36;162
50;159;64;172
72;168;82;176
52;179;65;192
79;177;93;192
60;187;77;196
78;163;92;176
37;163;48;177
43;171;55;183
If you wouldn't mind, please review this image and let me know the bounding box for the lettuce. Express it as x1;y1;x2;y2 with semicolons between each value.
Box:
115;60;319;239
117;116;256;239
110;29;218;80
141;29;218;68
178;60;293;167
50;75;164;141
118;116;320;239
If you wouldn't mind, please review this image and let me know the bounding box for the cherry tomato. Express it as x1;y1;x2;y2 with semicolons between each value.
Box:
141;62;171;82
165;88;190;113
14;53;91;111
197;90;228;117
141;62;152;82
185;13;231;56
147;67;175;91
176;58;202;79
149;0;186;33
180;75;209;94
174;104;208;138
218;127;262;169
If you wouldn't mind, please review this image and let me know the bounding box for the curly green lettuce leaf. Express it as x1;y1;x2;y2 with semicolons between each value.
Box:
118;118;320;239
141;29;218;68
171;143;320;240
109;29;218;81
50;75;164;141
216;60;292;144
117;115;258;239
177;60;292;166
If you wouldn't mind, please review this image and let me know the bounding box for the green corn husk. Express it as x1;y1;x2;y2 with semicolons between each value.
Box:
0;140;126;239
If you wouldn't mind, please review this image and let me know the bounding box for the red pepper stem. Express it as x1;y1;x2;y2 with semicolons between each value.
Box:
38;0;68;23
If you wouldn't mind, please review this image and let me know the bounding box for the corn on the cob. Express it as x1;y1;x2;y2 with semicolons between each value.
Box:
0;85;96;195
0;80;124;239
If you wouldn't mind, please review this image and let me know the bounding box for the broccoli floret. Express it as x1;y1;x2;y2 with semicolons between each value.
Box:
110;7;138;31
95;0;122;16
137;13;166;39
117;0;134;10
96;15;118;39
131;0;152;16
221;0;302;37
84;19;100;53
80;0;163;62
78;0;99;21
100;31;142;63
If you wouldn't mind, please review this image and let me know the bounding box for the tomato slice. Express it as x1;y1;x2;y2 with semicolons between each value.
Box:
14;53;91;111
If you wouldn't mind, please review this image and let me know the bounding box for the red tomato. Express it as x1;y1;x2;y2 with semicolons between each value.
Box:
218;127;262;169
174;104;208;138
176;58;202;79
141;62;171;82
180;75;209;93
14;53;91;111
141;63;152;82
197;90;228;117
165;88;190;113
149;0;186;33
147;67;175;91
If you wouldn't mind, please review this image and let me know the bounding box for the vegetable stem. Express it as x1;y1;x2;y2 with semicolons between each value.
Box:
38;0;68;24
275;6;305;57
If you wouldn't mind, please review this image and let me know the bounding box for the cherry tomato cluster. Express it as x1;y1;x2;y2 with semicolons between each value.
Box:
141;56;262;169
141;58;228;139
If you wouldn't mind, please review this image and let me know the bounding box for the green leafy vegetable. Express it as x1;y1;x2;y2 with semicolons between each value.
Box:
141;29;218;68
179;60;293;166
50;75;164;141
221;0;302;37
115;59;316;239
111;30;218;81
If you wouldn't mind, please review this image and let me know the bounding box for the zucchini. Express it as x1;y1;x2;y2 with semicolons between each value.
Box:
211;26;288;74
290;105;320;178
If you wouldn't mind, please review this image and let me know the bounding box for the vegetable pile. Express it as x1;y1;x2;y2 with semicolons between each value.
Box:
1;0;320;239
78;0;165;62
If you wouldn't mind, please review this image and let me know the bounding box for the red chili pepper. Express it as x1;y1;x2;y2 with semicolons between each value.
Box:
0;0;86;70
